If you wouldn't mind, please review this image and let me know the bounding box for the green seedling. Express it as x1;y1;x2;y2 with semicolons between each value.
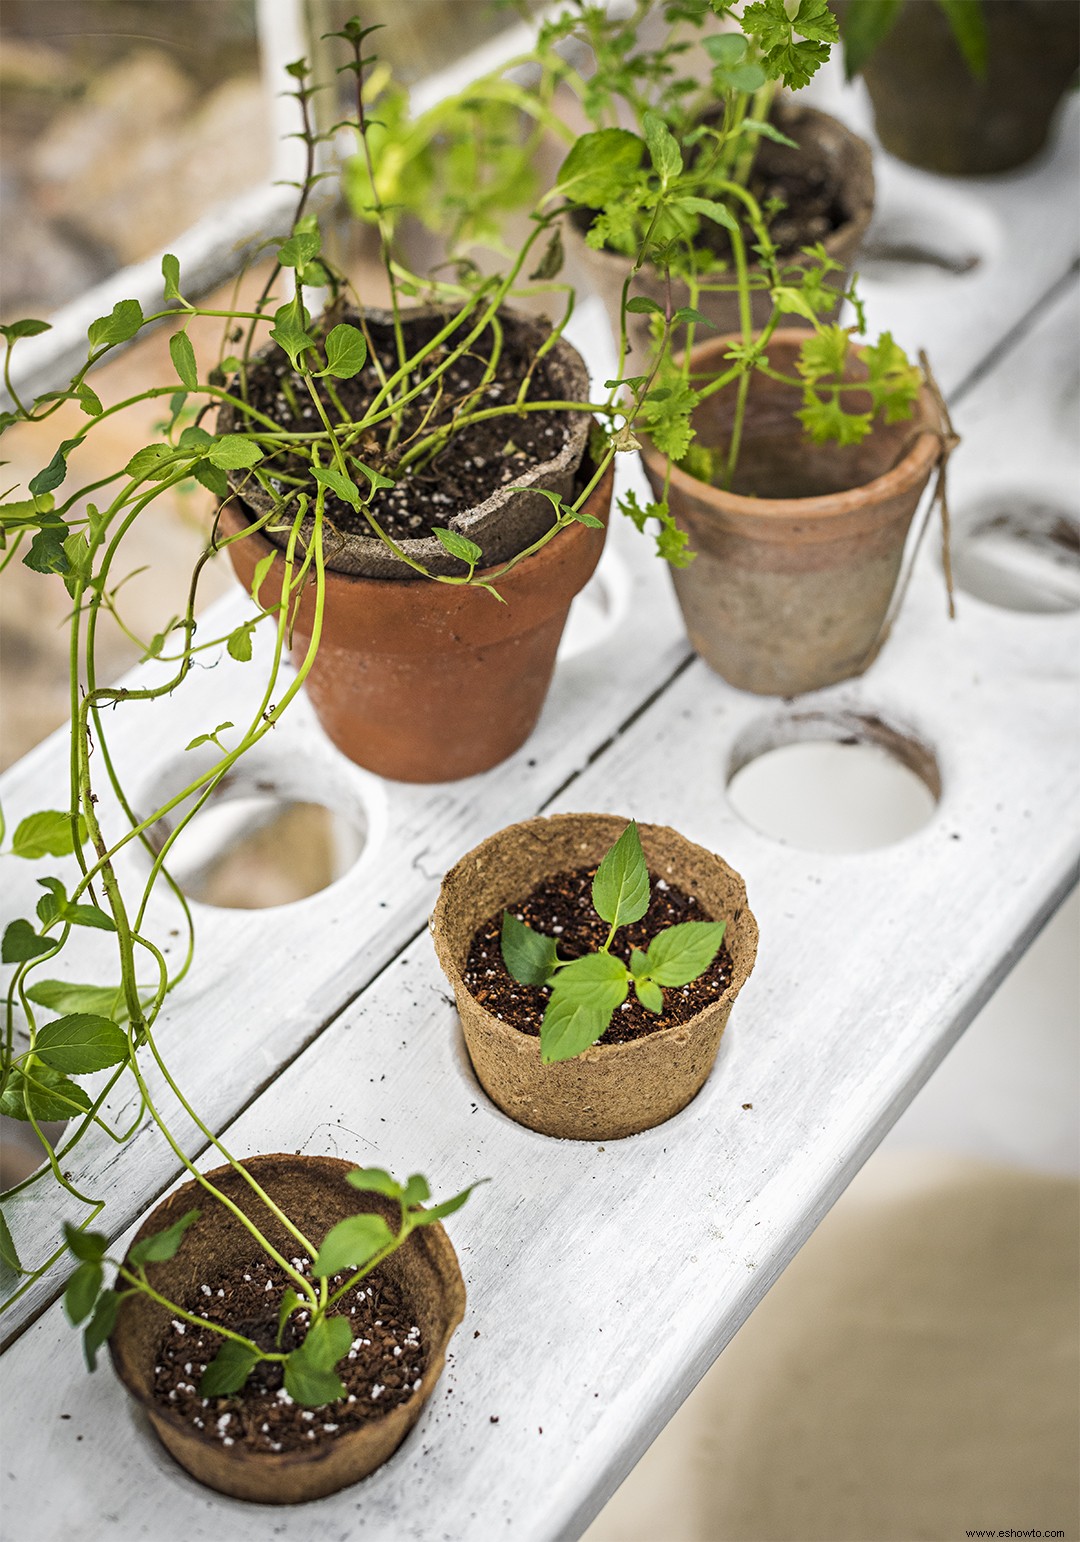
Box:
64;1167;478;1406
500;821;726;1064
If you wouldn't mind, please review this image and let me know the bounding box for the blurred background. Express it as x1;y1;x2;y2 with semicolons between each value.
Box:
0;4;1077;1539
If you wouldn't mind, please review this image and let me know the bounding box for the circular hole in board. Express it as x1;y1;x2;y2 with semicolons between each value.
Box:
951;494;1080;614
727;710;940;853
139;749;368;909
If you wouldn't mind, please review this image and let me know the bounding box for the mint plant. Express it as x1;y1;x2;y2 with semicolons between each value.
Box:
65;1166;475;1406
500;821;726;1063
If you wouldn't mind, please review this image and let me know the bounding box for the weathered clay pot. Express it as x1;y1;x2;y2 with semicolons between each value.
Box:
568;101;874;357
109;1154;465;1504
842;0;1080;176
219;460;613;781
431;814;758;1141
218;306;592;579
641;330;943;695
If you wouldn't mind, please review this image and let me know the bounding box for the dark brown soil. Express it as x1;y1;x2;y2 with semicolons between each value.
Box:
243;313;575;543
152;1254;425;1455
463;864;733;1044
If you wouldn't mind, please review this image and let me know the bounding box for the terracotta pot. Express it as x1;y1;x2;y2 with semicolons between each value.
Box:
109;1154;465;1505
567;101;874;357
431;814;758;1141
640;330;943;696
218;306;592;579
841;0;1080;176
219;460;613;781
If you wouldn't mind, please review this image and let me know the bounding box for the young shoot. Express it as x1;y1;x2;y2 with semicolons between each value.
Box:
500;821;726;1064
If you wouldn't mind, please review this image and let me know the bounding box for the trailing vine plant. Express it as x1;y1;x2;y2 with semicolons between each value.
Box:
0;16;685;1323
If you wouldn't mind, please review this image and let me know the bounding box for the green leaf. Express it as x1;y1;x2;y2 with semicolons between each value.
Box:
24;524;69;575
11;809;84;859
162;253;183;302
63;1222;107;1263
251;551;276;605
28;446;69;498
346;1167;404;1198
169;332;198;391
837;0;901;77
643;920;726;987
411;1181;481;1226
500;910;560;987
320;324;367;381
26;981;129;1020
76;383;103;417
0;1208;21;1274
270;300;316;371
643;110;682;185
312;1213;394;1278
36;1014;129;1075
432;527;483;568
592;820;650;930
541;951;630;1063
797;324;851;381
64;1259;103;1325
207;436;263;470
556;128;644;206
677;195;738;233
529;226;565;282
939;0;987;77
352;461;396;495
625;297;664;316
401;1174;430;1208
0;318;51;341
277;1286;304;1346
284;1314;352;1406
83;1288;119;1371
128;1208;200;1268
277;229;322;269
2;920;53;964
742;118;800;149
742;0;836;88
125;443;177;481
185;721;233;752
0;1064;91;1122
87;299;144;351
312;465;361;508
635;977;664;1014
199;1338;260;1397
193;459;229;498
226;623;254;663
704;33;749;64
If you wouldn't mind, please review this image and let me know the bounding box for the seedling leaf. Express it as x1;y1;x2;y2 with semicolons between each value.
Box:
312;1213;394;1277
129;1208;201;1268
200;1339;260;1397
500;911;560;987
36;1014;129;1075
643;920;726;987
591;820;650;929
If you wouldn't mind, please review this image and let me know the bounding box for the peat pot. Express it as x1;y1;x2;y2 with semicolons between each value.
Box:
569;101;874;355
641;330;942;696
217;304;610;782
844;0;1080;176
431;813;759;1141
109;1154;465;1504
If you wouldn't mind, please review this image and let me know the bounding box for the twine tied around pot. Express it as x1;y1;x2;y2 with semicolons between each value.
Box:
856;350;960;673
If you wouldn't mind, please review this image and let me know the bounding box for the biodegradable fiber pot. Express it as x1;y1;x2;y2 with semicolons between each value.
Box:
431;814;758;1141
569;101;874;356
219;459;613;782
640;330;942;696
109;1155;466;1505
844;0;1080;176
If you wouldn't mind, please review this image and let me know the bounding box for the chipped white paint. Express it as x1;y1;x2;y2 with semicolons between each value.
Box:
1;85;1078;1542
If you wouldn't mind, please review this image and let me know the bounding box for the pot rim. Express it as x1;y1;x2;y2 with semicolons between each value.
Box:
108;1153;465;1473
641;328;943;523
218;457;615;595
431;813;758;1066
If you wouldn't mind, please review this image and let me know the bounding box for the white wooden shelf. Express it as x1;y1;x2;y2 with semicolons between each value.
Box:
1;81;1077;1542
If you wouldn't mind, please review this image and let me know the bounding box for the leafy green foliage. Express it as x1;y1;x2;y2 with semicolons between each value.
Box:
26;981;130;1020
319;323;367;380
742;0;838;89
128;1208;200;1269
35;1014;129;1075
312;1212;394;1277
1;919;54;964
497;822;729;1063
0;1064;91;1122
284;1314;352;1406
64;1260;103;1325
83;1289;119;1371
87;299;144;351
10;809;85;860
200;1339;260;1397
169;332;198;392
432;528;483;569
556;128;644;206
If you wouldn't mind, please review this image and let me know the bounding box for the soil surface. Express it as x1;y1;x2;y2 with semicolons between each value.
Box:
464;864;733;1044
242;313;575;542
152;1254;425;1454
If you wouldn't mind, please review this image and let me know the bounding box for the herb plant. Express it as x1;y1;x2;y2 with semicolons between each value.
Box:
65;1166;476;1407
500;821;726;1063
